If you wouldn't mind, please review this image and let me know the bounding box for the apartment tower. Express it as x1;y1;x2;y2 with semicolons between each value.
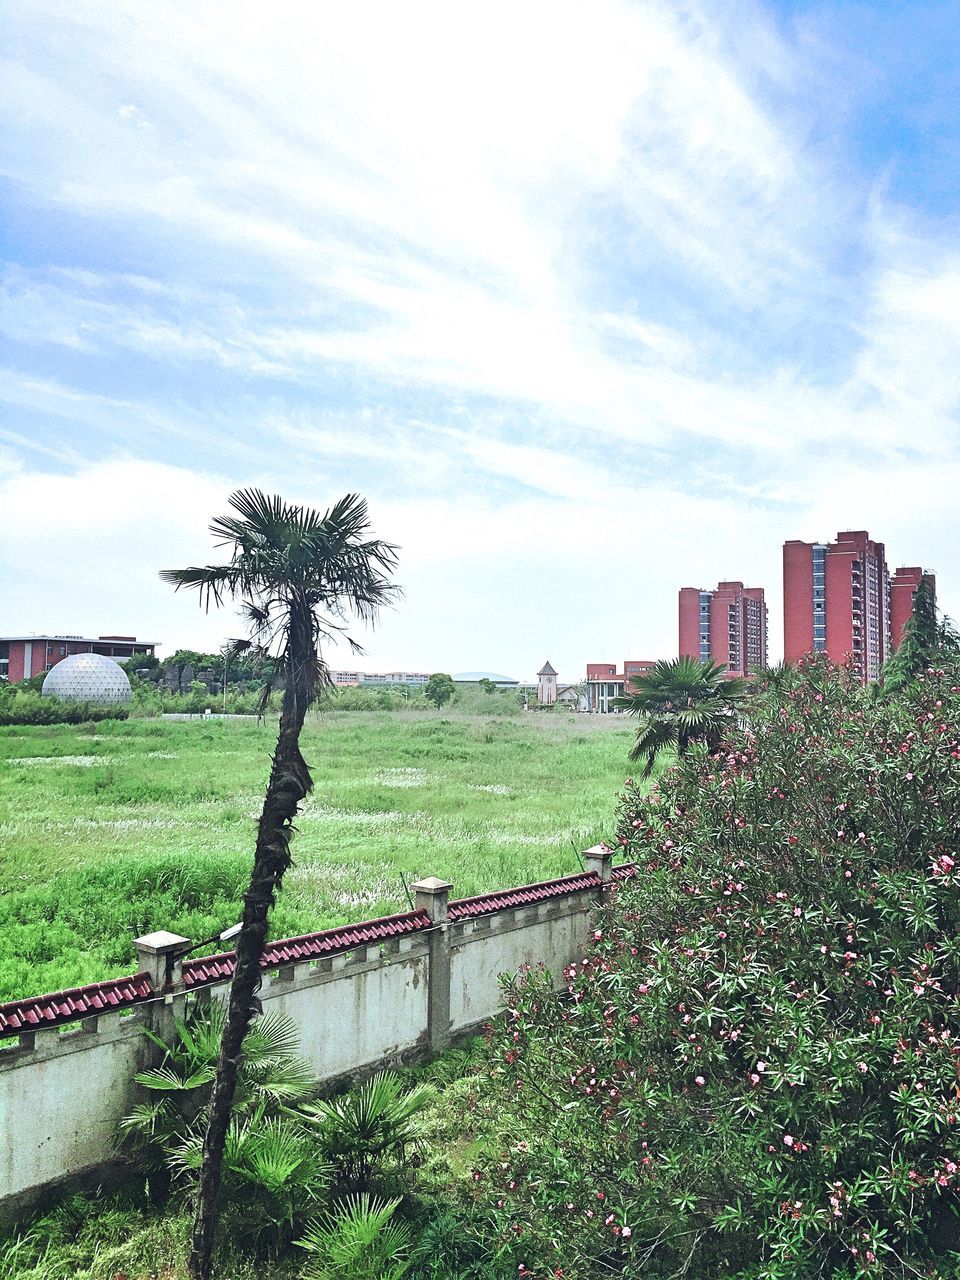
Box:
890;566;937;648
783;531;896;683
679;581;768;677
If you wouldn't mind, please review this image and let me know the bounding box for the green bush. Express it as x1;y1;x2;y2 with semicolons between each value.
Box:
122;1003;316;1226
172;1114;331;1254
302;1071;434;1192
0;686;128;725
473;655;960;1278
297;1193;413;1280
326;685;427;712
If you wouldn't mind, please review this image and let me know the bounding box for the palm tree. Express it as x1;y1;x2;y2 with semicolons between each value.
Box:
613;656;747;778
750;660;792;692
161;488;398;1280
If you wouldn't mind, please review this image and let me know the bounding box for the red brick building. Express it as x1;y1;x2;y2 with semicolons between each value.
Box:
678;581;768;677
585;659;657;713
783;532;934;684
890;566;936;649
0;635;157;683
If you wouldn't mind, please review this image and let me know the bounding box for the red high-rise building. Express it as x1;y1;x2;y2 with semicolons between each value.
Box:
890;566;936;649
679;581;768;677
784;531;910;683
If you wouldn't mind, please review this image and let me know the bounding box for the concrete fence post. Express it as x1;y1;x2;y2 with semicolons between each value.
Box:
584;844;613;885
584;844;614;915
134;930;189;1044
411;877;452;1054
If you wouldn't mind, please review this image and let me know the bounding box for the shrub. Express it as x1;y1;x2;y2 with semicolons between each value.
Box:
172;1113;331;1253
122;1003;315;1209
302;1071;433;1191
297;1193;413;1280
0;686;128;725
474;655;960;1278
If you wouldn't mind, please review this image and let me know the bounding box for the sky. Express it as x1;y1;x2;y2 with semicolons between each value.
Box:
1;0;959;680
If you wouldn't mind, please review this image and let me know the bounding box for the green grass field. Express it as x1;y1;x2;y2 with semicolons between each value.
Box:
0;711;634;1002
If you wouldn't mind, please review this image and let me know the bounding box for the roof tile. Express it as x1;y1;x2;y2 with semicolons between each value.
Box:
0;973;154;1037
181;908;431;989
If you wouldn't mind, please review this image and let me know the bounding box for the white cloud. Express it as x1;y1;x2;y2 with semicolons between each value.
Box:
1;1;959;669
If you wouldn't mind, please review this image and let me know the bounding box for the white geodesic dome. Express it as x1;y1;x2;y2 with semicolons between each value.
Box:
41;653;132;704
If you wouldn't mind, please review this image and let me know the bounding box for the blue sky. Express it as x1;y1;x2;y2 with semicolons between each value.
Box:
1;0;958;678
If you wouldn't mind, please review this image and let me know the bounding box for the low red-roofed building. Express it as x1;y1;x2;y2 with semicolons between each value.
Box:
0;634;157;683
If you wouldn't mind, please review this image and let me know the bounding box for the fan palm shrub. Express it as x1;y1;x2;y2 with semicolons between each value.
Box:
297;1193;412;1280
302;1071;434;1191
172;1113;331;1254
121;1003;315;1204
161;488;398;1278
613;656;747;777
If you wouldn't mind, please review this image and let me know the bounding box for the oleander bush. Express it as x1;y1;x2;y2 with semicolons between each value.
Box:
476;654;960;1279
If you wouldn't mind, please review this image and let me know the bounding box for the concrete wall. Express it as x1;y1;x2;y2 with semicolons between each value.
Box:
449;894;592;1033
256;938;431;1080
0;858;617;1221
0;1010;150;1219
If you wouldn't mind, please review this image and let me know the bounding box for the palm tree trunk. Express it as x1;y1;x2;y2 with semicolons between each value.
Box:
188;607;314;1280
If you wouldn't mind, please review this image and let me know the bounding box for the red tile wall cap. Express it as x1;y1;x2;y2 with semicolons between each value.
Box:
0;972;154;1037
181;908;431;990
0;869;640;1034
447;867;615;921
448;864;637;920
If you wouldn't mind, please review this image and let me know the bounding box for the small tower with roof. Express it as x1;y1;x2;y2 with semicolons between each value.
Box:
537;660;557;705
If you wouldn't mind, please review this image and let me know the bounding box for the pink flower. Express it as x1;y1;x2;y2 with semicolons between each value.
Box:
622;1226;632;1238
694;1076;705;1086
783;1134;795;1147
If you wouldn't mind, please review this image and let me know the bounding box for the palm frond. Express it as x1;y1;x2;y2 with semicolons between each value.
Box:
162;490;400;674
134;1064;215;1092
628;714;679;775
297;1193;411;1278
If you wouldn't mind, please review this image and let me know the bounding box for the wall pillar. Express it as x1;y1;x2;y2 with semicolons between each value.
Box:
584;844;613;884
412;877;452;1054
584;844;614;914
133;930;189;1043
